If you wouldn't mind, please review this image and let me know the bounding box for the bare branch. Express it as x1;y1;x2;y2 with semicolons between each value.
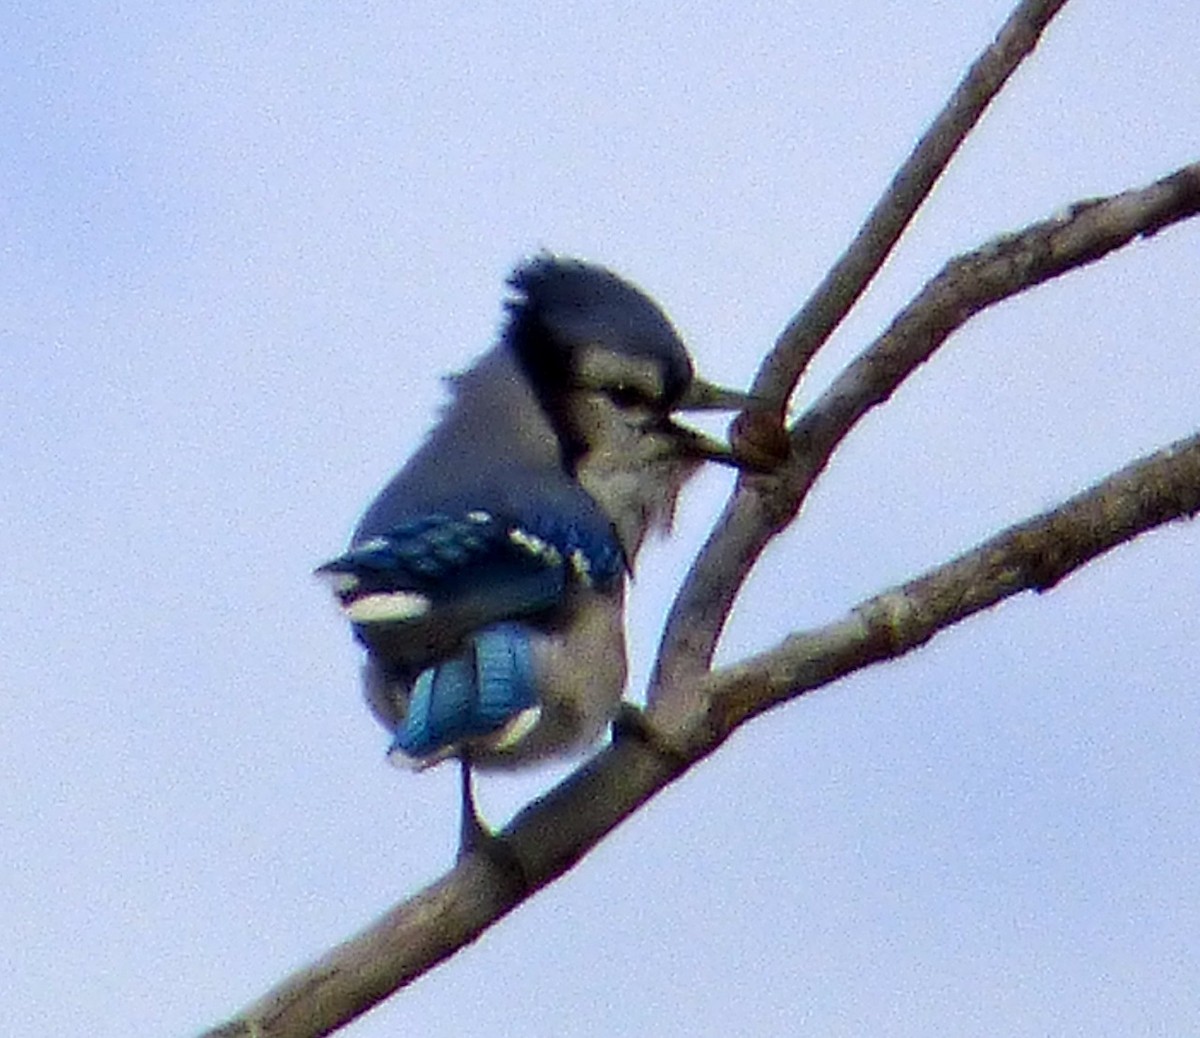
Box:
791;162;1200;486
758;0;1069;406
700;432;1200;736
200;737;684;1038
653;159;1200;716
201;430;1200;1038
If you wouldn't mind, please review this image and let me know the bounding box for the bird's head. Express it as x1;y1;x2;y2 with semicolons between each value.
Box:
503;255;757;556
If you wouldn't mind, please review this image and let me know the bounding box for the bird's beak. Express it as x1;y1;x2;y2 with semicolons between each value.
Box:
668;377;771;469
667;374;768;468
675;377;765;413
664;420;740;466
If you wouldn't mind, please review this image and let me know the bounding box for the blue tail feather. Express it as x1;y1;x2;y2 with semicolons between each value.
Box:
391;624;538;760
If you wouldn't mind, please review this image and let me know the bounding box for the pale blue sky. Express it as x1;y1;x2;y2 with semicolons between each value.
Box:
3;3;1199;1035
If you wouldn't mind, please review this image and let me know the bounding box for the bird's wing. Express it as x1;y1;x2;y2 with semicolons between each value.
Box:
317;507;622;645
319;508;624;763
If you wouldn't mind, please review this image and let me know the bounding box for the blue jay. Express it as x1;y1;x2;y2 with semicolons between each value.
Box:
318;256;754;853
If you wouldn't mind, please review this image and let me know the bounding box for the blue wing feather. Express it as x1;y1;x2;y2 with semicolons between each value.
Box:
318;508;622;619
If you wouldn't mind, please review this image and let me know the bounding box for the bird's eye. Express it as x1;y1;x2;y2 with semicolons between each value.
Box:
608;385;651;408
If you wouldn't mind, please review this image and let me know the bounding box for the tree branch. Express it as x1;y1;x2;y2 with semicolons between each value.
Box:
201;430;1200;1038
790;161;1200;486
700;432;1200;736
652;159;1200;721
759;0;1070;406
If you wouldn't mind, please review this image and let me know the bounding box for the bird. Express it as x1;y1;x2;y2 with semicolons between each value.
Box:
317;255;755;855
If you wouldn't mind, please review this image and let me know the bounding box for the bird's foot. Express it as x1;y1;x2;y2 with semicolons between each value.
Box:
456;758;530;892
457;811;530;893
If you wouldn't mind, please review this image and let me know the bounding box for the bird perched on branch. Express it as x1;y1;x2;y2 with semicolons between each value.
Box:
318;255;755;854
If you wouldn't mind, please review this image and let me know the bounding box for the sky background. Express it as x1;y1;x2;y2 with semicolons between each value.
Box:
3;2;1199;1035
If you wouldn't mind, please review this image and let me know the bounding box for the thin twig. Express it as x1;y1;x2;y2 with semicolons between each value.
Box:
788;161;1200;507
759;0;1070;404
